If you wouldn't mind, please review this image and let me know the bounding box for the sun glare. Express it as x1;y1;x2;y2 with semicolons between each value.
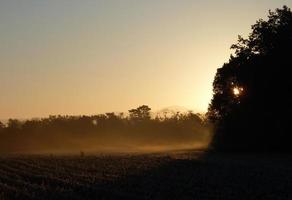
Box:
233;87;243;96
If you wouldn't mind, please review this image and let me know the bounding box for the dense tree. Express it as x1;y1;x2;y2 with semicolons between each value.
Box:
129;105;151;121
208;6;292;152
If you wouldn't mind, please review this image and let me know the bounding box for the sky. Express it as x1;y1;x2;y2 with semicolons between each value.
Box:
1;0;292;119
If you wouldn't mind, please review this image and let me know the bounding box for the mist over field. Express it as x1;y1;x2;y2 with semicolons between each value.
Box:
0;106;212;155
2;2;292;199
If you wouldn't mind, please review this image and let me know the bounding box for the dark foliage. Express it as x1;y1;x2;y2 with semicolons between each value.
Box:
129;105;151;121
208;6;292;152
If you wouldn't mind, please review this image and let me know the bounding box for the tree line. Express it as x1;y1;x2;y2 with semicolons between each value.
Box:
0;105;211;154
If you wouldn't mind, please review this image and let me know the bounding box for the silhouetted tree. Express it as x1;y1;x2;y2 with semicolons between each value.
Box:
208;6;292;152
0;121;4;130
7;119;22;130
129;105;151;122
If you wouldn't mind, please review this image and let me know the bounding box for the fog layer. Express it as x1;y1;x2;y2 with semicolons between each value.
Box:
0;106;212;154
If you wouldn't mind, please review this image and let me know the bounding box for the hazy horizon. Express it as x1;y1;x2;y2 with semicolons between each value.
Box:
1;0;292;119
0;105;199;121
1;3;292;199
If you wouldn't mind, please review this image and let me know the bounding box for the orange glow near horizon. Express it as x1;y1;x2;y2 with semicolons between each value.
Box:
0;1;291;119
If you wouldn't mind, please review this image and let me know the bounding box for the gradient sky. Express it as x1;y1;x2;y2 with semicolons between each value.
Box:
1;0;292;119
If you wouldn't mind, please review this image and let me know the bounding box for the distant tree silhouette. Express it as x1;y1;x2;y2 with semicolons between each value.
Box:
7;119;22;130
129;105;151;121
208;6;292;152
0;121;4;130
0;105;211;154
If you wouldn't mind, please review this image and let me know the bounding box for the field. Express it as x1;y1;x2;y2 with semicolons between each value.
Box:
1;150;292;200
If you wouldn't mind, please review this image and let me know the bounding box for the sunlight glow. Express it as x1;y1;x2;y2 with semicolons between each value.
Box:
233;87;243;97
1;1;290;118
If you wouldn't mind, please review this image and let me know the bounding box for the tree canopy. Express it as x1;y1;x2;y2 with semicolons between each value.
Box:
208;6;292;152
129;105;151;121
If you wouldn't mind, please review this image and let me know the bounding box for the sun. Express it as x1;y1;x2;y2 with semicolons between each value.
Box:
233;87;243;96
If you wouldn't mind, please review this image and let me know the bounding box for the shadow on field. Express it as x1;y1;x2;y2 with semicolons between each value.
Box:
1;152;292;200
109;153;292;200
